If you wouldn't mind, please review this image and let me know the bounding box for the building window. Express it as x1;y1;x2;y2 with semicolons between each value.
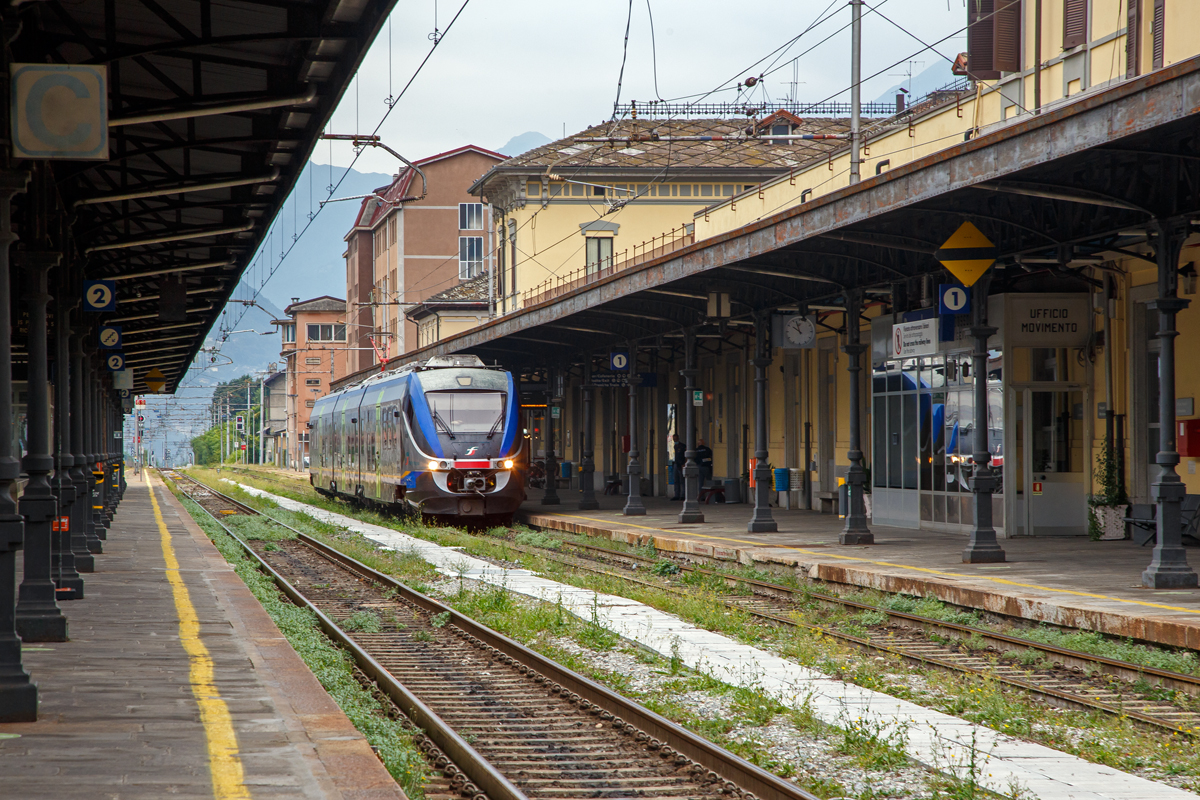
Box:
305;378;321;387
770;123;791;144
306;323;346;342
585;237;613;276
459;203;483;230
282;324;295;343
305;356;322;365
459;236;484;279
305;400;315;408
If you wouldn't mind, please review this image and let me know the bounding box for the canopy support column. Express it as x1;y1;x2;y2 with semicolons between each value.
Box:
1144;219;1198;588
748;312;776;532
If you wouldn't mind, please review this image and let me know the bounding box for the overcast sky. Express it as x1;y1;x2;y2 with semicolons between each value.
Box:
313;0;972;172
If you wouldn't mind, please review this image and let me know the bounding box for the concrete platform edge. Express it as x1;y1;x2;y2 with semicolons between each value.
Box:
518;510;1200;651
157;475;406;800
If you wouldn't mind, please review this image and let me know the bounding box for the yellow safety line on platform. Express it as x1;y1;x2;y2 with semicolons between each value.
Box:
147;475;251;800
548;513;1200;616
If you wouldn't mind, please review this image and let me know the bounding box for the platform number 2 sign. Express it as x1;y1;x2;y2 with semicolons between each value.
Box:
83;280;116;312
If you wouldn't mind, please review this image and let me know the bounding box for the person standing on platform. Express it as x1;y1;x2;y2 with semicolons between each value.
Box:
696;439;714;489
671;434;685;500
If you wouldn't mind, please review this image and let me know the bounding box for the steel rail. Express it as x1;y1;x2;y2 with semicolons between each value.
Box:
168;471;823;800
554;539;1200;696
194;470;1200;737
164;471;527;800
482;537;1200;738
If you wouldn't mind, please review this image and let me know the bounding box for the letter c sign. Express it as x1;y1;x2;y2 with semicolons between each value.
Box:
12;64;108;159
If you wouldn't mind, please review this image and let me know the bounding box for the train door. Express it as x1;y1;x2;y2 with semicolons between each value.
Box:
374;389;384;500
354;395;365;493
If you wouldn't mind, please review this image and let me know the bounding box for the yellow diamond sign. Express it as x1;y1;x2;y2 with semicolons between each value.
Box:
144;367;166;393
935;221;996;287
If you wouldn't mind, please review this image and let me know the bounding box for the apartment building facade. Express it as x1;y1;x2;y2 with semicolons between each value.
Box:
274;296;350;469
344;145;506;371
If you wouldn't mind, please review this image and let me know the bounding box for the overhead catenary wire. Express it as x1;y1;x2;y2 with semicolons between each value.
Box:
401;1;858;302
611;0;635;119
181;0;474;388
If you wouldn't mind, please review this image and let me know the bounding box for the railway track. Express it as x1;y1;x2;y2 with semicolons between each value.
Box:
470;532;1200;738
163;470;820;800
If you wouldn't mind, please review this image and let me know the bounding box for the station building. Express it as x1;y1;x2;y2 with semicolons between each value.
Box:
333;1;1200;589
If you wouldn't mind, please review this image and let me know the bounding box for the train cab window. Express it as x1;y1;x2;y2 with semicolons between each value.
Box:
425;391;505;435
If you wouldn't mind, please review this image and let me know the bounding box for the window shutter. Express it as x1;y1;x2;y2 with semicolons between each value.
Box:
1063;0;1087;50
993;0;1022;73
967;0;1000;80
1127;0;1141;78
1152;0;1165;69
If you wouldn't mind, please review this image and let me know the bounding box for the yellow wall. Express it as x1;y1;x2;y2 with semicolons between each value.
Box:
499;183;721;311
695;0;1200;243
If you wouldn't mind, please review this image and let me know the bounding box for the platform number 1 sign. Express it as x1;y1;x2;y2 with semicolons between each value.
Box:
938;284;970;315
609;351;629;372
83;280;116;312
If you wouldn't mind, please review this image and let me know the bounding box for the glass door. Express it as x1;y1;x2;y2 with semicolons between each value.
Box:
1021;386;1088;536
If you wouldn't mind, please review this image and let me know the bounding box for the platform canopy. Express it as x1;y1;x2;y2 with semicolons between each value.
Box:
344;57;1200;376
10;0;397;394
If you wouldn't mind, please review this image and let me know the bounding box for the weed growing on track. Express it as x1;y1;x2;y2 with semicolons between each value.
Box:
172;492;427;798
224;515;295;542
514;530;562;550
343;610;384;633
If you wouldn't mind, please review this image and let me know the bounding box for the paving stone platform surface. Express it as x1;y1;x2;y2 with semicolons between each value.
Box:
0;472;404;800
517;491;1200;649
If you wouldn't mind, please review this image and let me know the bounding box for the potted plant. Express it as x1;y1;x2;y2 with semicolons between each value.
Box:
1089;443;1128;541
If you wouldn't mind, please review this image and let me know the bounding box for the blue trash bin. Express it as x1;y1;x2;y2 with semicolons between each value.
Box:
773;468;790;492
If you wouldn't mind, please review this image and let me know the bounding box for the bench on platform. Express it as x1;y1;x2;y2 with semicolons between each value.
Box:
1125;496;1200;546
699;481;726;504
814;490;839;515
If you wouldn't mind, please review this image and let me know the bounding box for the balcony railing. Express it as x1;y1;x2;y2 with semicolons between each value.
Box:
520;224;694;309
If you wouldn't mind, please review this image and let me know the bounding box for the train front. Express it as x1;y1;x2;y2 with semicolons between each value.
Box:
405;366;524;523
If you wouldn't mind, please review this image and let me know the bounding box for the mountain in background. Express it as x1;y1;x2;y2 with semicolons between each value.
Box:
497;131;551;157
871;60;958;106
251;162;394;310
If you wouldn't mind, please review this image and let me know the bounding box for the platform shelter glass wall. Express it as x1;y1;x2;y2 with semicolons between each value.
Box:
871;352;1004;533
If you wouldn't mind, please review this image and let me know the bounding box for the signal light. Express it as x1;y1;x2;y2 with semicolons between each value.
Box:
503;459;514;469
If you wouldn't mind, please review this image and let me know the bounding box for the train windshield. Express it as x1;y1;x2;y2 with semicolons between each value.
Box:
425;391;505;435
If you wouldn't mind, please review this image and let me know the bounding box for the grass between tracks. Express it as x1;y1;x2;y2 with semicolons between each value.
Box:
166;483;428;799
193;467;1200;794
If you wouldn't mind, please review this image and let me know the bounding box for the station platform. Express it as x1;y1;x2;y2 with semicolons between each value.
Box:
0;472;404;799
518;492;1200;651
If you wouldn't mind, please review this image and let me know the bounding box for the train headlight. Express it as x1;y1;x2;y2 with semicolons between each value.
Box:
503;459;514;469
428;460;439;471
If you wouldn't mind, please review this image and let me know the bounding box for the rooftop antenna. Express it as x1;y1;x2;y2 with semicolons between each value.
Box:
889;60;925;96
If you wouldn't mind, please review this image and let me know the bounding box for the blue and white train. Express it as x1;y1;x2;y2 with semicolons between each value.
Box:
309;355;525;525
